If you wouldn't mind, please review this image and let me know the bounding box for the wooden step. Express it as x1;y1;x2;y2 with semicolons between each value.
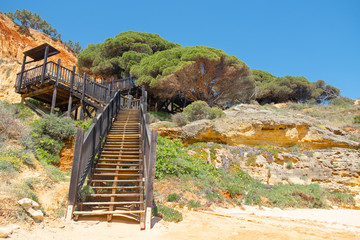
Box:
93;173;141;177
90;186;141;190
88;193;140;197
90;179;142;183
78;201;142;205
95;163;140;167
94;168;140;172
73;210;144;215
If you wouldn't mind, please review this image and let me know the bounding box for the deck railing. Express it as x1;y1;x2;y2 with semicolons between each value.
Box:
15;61;133;104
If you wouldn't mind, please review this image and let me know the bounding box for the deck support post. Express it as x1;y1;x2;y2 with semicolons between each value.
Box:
40;45;49;87
67;66;76;117
80;73;86;120
51;59;61;114
17;55;27;92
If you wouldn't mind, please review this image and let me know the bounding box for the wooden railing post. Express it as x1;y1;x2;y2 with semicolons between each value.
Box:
80;73;86;120
67;66;76;117
66;128;85;221
51;59;61;114
40;45;49;87
145;130;158;229
17;55;27;92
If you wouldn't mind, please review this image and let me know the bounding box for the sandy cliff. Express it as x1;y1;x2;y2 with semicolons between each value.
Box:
0;12;77;103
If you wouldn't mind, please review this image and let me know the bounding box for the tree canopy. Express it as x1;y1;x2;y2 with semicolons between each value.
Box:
6;9;61;39
131;46;254;106
252;69;340;104
77;31;179;78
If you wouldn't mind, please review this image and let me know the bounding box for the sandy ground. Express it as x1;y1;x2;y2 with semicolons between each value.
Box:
8;206;360;240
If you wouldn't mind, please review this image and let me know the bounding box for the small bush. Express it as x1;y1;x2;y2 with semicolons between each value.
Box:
330;96;354;107
187;200;202;209
326;191;355;205
155;204;183;222
0;149;33;171
354;115;360;124
42;162;65;182
285;161;293;169
76;120;92;132
183;101;224;122
32;115;76;140
166;193;180;202
172;112;188;127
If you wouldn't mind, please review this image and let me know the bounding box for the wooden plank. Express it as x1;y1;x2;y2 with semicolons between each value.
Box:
145;130;158;229
40;45;49;86
51;58;61;114
21;85;54;98
80;73;86;120
73;210;144;215
67;66;76;117
78;201;142;205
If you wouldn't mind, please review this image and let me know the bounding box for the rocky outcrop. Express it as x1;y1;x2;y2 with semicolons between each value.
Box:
153;106;359;150
193;144;360;208
355;98;360;105
0;12;77;103
18;198;44;222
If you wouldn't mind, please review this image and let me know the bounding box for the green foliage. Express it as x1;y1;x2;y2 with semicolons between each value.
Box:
132;46;254;106
326;191;355;205
153;204;183;222
156;138;353;209
354;115;360;124
182;101;224;122
79;185;95;200
6;9;61;39
78;31;179;77
0;101;32;143
41;162;65;182
330;96;354;107
66;40;82;54
166;193;181;202
31;115;76;164
0;149;33;171
187;200;202;209
149;111;172;123
252;69;340;104
285;161;293;169
76;119;92;132
245;153;257;166
172;112;188;127
156;136;218;179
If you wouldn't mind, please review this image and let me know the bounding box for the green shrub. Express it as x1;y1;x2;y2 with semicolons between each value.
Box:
183;101;225;122
326;191;355;205
330;96;354;107
0;149;33;171
166;193;180;202
32;115;76;140
76;119;92;132
41;162;65;182
172;112;188;127
285;161;293;169
153;204;183;222
354;115;360;124
187;200;202;209
207;107;225;119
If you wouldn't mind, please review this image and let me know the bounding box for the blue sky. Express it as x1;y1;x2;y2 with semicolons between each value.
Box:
2;0;359;99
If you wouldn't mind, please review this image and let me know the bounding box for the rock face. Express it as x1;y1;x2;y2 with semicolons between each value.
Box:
153;106;359;150
0;12;77;103
355;98;360;105
18;198;44;222
194;145;360;208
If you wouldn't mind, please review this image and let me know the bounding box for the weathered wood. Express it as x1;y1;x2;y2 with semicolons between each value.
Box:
17;55;27;92
40;45;49;86
145;130;158;229
67;66;76;117
23;99;46;117
21;85;54;98
66;128;85;220
51;59;61;114
80;73;86;120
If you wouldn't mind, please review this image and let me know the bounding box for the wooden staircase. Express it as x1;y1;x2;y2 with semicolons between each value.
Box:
73;109;145;223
